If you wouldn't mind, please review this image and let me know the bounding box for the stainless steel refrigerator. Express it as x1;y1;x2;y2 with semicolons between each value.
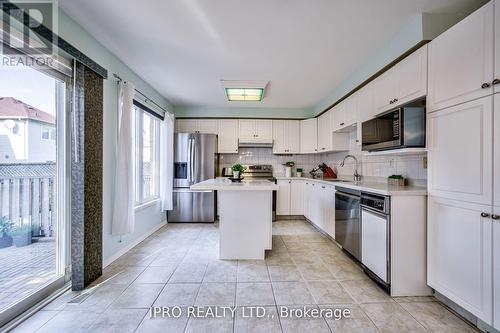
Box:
168;133;218;222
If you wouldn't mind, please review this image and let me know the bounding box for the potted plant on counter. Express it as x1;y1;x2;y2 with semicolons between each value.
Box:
10;224;33;247
231;163;245;179
0;216;14;249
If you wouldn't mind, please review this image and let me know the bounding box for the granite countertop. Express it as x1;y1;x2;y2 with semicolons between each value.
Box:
274;176;427;196
191;178;279;191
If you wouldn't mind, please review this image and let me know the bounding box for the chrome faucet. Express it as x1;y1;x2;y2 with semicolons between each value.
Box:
340;155;361;183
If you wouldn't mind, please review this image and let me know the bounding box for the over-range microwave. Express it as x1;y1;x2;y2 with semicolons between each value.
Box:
361;106;425;152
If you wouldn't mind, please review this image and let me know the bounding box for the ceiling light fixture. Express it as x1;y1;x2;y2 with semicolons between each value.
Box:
221;80;268;102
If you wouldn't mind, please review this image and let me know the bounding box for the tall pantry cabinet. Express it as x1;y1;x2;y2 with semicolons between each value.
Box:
427;1;500;329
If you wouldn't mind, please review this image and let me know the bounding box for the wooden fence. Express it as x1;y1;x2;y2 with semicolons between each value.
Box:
0;164;55;237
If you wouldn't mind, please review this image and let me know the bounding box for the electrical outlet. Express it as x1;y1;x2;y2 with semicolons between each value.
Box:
423;156;428;169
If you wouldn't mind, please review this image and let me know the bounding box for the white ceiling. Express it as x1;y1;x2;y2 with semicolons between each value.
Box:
59;0;483;109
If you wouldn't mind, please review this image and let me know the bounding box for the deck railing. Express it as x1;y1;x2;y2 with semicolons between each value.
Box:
0;163;56;237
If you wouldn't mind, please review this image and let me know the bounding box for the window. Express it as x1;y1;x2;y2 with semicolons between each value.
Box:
134;104;160;205
41;126;56;141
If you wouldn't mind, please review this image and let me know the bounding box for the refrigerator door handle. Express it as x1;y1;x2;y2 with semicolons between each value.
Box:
187;137;194;184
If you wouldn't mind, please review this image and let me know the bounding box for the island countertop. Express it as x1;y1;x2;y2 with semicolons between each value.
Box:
191;178;279;191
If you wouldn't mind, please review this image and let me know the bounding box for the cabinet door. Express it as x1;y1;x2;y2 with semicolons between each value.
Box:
494;206;500;330
496;0;500;93
300;118;318;153
322;185;336;238
396;44;427;106
276;180;291;215
175;119;198;133
427;2;493;112
255;120;273;141
310;183;322;227
428;196;492;323
290;180;304;215
428;97;492;205
495;94;500;208
332;104;344;132
317;110;332;152
198;119;218;134
304;182;311;220
218;119;238;153
357;82;374;122
272;120;286;154
342;94;358;128
373;67;398;114
285;120;301;154
238;120;256;141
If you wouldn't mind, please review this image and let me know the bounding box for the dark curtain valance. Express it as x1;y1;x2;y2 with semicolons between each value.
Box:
133;99;165;121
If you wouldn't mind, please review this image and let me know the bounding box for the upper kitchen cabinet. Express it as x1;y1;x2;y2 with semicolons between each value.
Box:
333;94;357;132
317;109;333;151
175;119;218;134
357;82;375;123
273;120;300;154
217;119;239;153
427;2;493;112
496;0;500;93
238;119;272;142
373;45;427;114
300;118;318;153
428;96;493;205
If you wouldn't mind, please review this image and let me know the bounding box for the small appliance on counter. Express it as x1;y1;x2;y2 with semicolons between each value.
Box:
221;167;233;177
282;161;295;178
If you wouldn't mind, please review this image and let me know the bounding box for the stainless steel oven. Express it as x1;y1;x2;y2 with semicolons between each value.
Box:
361;105;425;152
335;188;361;261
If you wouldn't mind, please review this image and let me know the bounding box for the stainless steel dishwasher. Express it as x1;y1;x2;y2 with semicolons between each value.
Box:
335;188;361;261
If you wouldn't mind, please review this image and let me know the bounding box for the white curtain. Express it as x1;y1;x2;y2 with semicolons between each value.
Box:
160;112;175;211
112;81;136;235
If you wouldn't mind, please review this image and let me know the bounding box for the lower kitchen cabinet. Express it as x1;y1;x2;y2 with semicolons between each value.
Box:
428;196;493;323
320;184;335;238
276;180;291;215
276;179;304;216
303;180;335;239
494;206;500;330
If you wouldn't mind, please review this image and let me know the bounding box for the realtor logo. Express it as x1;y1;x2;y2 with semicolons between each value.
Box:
1;0;56;55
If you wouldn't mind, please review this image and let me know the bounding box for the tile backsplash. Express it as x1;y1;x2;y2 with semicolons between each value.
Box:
219;129;427;185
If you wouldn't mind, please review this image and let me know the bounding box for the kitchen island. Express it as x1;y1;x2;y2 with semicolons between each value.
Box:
191;178;278;260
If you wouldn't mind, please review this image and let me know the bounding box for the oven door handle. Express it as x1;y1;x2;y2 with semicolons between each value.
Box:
336;192;360;200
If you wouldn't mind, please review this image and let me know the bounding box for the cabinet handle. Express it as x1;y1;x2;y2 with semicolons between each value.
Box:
481;82;491;89
321;186;326;188
493;79;500;85
393;98;398;103
340;122;345;126
481;212;490;218
389;100;394;104
492;215;499;220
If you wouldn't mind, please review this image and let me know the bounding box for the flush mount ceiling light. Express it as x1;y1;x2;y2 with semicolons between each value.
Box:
221;80;268;102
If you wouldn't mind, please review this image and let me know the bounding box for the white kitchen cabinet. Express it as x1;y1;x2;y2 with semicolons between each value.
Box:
273;120;300;154
317;110;333;152
308;182;322;228
427;97;493;205
373;67;398;114
321;184;335;238
396;44;428;106
304;181;311;220
300;118;318;153
175;119;218;134
217;119;239;153
494;206;500;331
290;179;304;215
357;82;375;122
362;208;388;283
427;196;493;323
238;119;272;142
175;119;198;133
333;95;357;132
276;180;291;215
495;94;500;208
496;0;500;94
427;2;493;112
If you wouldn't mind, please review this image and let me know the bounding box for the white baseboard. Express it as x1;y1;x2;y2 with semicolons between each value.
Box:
102;220;167;268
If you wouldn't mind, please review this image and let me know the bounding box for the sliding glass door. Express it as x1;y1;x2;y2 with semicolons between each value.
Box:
0;61;71;324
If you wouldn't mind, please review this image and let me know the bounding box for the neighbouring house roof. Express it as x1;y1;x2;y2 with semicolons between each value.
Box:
0;163;55;178
0;97;55;125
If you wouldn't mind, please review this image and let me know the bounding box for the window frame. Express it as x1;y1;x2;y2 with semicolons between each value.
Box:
134;103;161;206
41;126;51;140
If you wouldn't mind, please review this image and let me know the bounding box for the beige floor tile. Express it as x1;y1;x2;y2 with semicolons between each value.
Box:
169;262;208;283
194;282;236;306
203;261;237;282
237;262;270;282
278;305;331;333
297;263;335;281
236;282;275;306
265;251;295;265
111;283;163;309
154;283;200;307
88;308;148;332
268;264;303;282
340;279;393;303
11;310;59;333
306;280;354;304
184;315;234;333
272;282;315;305
319;304;379;333
136;309;189;333
400;301;478;332
100;266;146;285
234;306;281;333
361;302;428;333
34;310;99;333
62;283;129;312
134;265;176;284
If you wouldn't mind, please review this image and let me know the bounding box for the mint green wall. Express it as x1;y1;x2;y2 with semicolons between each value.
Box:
174;106;313;119
57;9;172;264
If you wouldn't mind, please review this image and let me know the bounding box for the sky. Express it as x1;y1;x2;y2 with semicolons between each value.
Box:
0;63;58;116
